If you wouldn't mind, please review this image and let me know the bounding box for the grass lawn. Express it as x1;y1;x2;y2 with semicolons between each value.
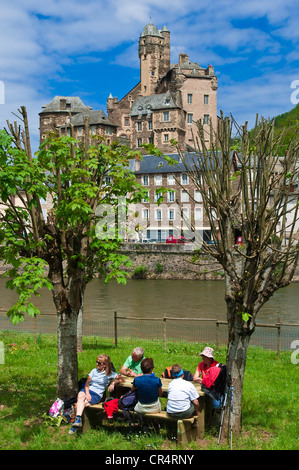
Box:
0;330;298;451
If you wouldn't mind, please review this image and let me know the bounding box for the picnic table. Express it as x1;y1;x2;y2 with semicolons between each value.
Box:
81;375;207;444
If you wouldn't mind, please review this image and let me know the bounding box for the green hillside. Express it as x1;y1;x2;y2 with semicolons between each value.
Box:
273;103;299;129
272;104;299;154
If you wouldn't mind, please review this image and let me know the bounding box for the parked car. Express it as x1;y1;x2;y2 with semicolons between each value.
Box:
166;235;187;244
236;236;243;245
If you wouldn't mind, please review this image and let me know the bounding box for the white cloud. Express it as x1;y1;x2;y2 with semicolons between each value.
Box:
0;0;298;147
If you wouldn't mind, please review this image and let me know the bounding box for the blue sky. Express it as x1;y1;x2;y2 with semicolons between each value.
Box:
0;0;298;151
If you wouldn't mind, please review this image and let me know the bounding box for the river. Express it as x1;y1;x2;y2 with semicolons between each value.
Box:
1;278;298;334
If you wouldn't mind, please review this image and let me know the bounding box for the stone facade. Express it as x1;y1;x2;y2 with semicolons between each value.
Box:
107;22;218;153
39;96;118;144
39;22;218;153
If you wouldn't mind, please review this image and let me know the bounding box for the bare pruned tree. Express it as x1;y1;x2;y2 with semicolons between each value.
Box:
177;112;299;435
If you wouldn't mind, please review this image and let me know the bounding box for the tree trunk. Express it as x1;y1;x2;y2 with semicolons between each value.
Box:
57;307;79;399
77;299;84;353
224;325;251;436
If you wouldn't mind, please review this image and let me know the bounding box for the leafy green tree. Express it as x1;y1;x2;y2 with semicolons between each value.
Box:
0;107;145;398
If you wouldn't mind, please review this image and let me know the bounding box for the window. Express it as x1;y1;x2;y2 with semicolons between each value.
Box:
187;94;193;104
106;126;112;135
142;191;149;203
143;209;149;220
195;207;203;221
148;120;152;130
142;175;149;186
182;207;189;221
204;95;209;105
181;190;189;202
156;209;162;221
155;191;162;202
164;134;169;142
181;174;189;185
137;138;142;147
125;117;130;126
137;122;142;131
194;189;202;202
155;175;162;185
163;111;169;122
203;114;209;125
187;113;193;124
167;174;175;185
169;209;175;220
148;137;153;144
168;190;175;202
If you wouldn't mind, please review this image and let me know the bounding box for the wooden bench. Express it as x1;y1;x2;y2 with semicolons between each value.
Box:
82;404;204;445
81;377;206;444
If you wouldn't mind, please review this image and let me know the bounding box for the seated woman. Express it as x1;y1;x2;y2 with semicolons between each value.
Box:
131;358;163;414
193;346;218;384
69;353;123;435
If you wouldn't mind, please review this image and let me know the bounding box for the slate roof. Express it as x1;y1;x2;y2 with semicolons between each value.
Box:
60;109;117;128
134;153;198;174
130;91;179;117
140;22;164;38
40;96;92;114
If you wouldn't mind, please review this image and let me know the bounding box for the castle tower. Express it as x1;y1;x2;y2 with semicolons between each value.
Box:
138;22;170;96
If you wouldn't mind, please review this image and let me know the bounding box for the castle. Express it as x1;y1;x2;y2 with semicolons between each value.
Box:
39;22;218;152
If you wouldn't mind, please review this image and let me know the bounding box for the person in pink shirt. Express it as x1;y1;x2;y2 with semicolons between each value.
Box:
193;347;218;384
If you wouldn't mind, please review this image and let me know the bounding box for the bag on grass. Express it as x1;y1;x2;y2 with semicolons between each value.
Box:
49;398;64;417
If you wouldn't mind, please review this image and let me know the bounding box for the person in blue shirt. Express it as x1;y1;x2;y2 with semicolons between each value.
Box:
131;357;162;414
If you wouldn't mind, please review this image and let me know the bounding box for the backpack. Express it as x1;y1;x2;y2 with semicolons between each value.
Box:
118;390;138;421
201;363;227;401
162;367;194;381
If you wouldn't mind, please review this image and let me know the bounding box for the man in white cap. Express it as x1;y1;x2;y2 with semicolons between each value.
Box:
193;346;218;384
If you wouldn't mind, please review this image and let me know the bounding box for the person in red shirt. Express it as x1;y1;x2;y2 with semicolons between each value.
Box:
193;347;218;384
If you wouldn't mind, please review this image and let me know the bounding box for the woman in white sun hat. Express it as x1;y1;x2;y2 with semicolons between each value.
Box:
193;346;218;384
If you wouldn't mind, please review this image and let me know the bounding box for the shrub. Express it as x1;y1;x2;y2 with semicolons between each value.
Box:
132;265;147;279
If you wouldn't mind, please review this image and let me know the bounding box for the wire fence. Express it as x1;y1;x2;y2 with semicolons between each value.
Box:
1;310;298;357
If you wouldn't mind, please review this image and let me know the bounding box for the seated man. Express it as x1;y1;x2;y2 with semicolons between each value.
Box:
166;364;199;419
119;347;144;377
109;347;144;398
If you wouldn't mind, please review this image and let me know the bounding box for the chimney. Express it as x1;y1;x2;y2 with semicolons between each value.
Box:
60;98;67;110
135;156;140;172
179;53;189;65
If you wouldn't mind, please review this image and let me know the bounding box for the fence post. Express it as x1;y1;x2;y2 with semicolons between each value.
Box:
163;316;167;351
114;311;118;348
216;320;219;351
277;318;281;359
34;314;37;344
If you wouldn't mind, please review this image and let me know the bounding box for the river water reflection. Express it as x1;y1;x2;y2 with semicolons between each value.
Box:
1;277;298;328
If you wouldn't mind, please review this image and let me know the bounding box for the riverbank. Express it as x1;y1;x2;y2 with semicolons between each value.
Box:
0;331;298;450
1;243;299;281
120;244;299;281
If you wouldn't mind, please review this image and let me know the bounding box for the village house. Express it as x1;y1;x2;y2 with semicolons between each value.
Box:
127;154;213;243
